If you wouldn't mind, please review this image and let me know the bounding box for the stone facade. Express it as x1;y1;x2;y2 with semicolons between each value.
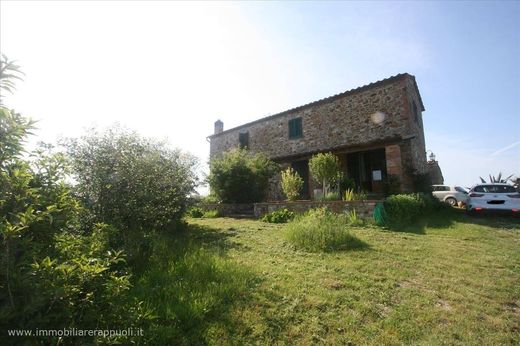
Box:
208;73;428;200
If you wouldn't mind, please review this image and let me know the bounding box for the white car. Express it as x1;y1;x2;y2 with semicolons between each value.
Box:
432;185;469;206
466;183;520;214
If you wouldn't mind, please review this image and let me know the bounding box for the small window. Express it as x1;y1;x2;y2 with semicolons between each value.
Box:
239;132;249;149
288;117;302;139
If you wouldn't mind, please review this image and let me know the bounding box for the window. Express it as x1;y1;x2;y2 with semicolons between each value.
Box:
288;117;302;139
239;132;249;149
473;185;516;193
433;185;450;192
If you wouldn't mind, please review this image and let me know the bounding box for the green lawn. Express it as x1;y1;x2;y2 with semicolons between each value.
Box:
132;210;520;345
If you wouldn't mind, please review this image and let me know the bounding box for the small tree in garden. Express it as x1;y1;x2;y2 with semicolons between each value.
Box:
281;167;303;201
309;152;340;196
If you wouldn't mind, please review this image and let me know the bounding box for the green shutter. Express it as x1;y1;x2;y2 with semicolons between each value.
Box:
289;118;302;139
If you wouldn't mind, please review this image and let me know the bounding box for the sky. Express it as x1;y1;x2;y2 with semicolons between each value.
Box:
1;1;519;193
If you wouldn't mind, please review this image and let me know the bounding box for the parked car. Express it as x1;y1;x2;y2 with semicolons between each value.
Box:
466;183;520;214
432;185;468;206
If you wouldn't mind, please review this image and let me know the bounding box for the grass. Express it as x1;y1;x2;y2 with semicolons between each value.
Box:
284;208;367;252
130;210;520;344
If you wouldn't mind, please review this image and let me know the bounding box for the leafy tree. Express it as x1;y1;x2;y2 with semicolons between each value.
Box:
281;167;303;201
208;148;278;203
309;152;340;196
63;126;198;236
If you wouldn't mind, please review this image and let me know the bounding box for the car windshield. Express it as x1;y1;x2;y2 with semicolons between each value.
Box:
473;185;516;193
455;186;468;194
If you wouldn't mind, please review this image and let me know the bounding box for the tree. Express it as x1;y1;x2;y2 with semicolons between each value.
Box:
208;148;278;203
64;126;198;233
309;152;340;196
281;167;303;201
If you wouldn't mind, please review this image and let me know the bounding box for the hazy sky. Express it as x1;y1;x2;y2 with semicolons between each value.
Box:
1;1;519;191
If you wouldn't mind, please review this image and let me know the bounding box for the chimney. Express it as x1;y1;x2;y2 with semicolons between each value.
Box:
214;119;223;134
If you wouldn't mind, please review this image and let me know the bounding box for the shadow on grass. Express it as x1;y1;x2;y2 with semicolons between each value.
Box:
186;222;251;252
383;208;458;234
384;207;520;234
454;209;520;229
128;223;260;345
341;234;371;251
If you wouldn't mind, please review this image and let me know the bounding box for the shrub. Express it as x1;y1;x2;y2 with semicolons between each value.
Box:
323;191;341;201
344;188;367;201
345;209;363;226
383;194;423;227
418;192;453;212
30;224;147;343
262;208;295;223
383;174;401;196
0;109;145;344
187;206;204;218
411;170;432;193
201;194;221;204
208;148;278;203
338;174;356;195
203;210;220;218
284;208;360;252
281;167;303;201
64;126;198;233
309;152;340;196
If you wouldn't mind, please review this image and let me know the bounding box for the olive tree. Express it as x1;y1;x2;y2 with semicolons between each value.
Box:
64;126;198;233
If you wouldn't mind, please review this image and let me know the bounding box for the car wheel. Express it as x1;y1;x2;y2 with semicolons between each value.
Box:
445;197;457;206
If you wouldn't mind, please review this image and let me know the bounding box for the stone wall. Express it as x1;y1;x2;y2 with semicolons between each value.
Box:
199;203;254;216
403;76;427;174
209;74;424;161
254;200;380;220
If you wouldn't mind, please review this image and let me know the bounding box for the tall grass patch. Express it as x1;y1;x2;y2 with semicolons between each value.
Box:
284;208;365;252
130;231;253;344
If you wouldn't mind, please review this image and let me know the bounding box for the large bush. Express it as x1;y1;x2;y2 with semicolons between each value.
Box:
284;208;361;252
383;193;447;227
64;126;198;233
208;148;278;203
383;194;423;227
1;108;144;343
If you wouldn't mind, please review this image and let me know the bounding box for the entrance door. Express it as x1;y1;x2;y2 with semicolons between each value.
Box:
346;149;386;192
291;160;310;199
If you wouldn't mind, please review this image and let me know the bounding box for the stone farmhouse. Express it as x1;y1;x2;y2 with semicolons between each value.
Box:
208;73;429;200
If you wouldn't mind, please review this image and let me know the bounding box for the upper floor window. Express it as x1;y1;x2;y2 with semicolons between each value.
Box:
288;117;303;139
239;132;249;149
